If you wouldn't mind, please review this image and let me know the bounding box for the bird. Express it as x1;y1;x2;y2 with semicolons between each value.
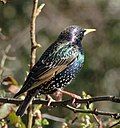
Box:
14;25;96;116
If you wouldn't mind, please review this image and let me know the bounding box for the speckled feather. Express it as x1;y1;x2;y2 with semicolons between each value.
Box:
14;25;85;116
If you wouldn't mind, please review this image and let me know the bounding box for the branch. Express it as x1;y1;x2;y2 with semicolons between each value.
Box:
109;120;120;128
0;96;119;105
0;28;7;40
28;0;45;127
93;115;103;128
65;105;120;119
30;0;44;68
0;96;119;119
0;45;16;79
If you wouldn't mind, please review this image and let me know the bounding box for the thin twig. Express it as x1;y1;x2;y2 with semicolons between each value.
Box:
0;45;15;79
28;0;45;128
109;120;120;128
65;105;120;119
27;105;33;128
93;115;103;128
0;28;7;40
30;0;38;68
0;45;11;69
28;0;38;127
30;0;44;69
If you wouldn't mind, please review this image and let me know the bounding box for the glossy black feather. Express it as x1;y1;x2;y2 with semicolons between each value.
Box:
14;25;86;116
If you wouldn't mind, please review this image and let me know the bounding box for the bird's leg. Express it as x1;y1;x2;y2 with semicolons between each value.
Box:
57;89;81;99
53;90;63;101
46;95;55;106
57;89;81;106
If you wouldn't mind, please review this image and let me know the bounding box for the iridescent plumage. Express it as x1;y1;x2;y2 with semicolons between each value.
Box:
14;25;95;116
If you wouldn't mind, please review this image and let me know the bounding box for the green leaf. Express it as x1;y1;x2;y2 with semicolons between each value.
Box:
8;112;26;128
42;118;49;125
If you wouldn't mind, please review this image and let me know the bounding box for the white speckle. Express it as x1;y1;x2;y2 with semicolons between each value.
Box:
62;78;65;81
56;83;59;87
53;84;55;87
60;80;63;83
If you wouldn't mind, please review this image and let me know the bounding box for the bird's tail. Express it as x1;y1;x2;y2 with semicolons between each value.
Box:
16;92;34;117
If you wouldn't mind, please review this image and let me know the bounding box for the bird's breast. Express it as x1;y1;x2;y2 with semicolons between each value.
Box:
54;52;84;87
67;52;84;77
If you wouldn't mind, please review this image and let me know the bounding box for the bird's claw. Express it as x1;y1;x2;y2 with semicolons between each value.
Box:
72;96;81;108
46;95;55;106
57;89;81;108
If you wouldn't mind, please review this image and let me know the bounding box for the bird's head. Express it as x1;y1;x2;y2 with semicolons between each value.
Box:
58;25;96;45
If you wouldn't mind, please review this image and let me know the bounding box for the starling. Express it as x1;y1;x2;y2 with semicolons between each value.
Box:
14;25;96;116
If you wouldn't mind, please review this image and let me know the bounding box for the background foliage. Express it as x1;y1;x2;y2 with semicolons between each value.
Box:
0;0;120;127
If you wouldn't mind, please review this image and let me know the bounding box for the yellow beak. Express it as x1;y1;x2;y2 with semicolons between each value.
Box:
84;29;96;35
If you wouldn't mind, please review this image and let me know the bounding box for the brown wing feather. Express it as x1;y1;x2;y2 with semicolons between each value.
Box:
27;57;75;91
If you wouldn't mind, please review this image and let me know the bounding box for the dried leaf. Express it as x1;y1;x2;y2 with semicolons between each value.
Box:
2;76;18;86
2;76;19;94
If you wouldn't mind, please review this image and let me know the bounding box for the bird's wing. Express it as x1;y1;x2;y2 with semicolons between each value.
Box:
27;56;76;91
14;42;79;97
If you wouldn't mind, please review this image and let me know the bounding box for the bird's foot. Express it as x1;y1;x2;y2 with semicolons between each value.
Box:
46;95;55;106
72;98;81;108
57;89;81;107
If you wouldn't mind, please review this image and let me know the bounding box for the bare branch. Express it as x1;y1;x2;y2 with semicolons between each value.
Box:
30;0;44;69
0;45;16;79
0;96;119;119
65;105;120;119
0;96;119;106
93;115;103;128
0;28;7;40
109;120;120;128
28;0;45;127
